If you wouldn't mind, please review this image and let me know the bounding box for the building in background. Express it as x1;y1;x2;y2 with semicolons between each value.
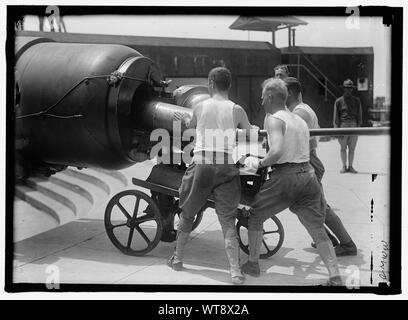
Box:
281;46;374;128
16;27;374;129
369;96;390;127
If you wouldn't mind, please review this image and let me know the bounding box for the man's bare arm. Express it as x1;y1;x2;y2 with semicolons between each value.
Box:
259;116;285;167
187;109;198;129
178;103;200;129
234;105;259;139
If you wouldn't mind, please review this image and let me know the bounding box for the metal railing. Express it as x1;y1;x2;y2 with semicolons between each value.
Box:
285;51;343;101
286;63;338;101
299;53;343;96
256;127;390;137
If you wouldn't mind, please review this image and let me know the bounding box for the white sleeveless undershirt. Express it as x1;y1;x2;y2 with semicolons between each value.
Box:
193;98;236;158
269;110;310;164
293;102;319;151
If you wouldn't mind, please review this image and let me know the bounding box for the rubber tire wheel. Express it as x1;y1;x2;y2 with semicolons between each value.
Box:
105;189;163;256
236;215;284;259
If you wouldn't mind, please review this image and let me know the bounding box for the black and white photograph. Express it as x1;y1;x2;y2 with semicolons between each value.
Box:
3;2;403;298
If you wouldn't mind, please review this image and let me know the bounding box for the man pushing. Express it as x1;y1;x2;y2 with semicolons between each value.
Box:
167;67;255;285
241;78;342;286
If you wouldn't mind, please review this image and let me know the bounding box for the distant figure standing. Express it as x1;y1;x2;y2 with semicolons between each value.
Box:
273;64;302;102
333;79;363;173
274;65;290;80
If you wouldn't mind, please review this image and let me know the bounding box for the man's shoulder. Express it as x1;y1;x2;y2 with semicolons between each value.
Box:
294;102;314;113
194;100;205;112
292;112;308;124
232;102;245;111
232;103;248;117
294;103;317;123
271;109;289;118
266;113;285;127
335;96;344;103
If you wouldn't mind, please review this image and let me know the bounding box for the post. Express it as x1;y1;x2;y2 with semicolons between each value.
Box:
288;27;292;47
297;53;300;79
272;31;275;46
292;28;296;46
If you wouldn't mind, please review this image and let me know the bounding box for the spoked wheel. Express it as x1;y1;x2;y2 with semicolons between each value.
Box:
104;190;163;256
237;214;284;259
173;200;204;232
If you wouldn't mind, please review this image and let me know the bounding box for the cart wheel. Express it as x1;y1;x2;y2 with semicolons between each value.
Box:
104;190;163;256
173;200;204;231
236;214;284;259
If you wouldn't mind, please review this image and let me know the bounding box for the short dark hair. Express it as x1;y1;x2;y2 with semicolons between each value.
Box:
274;65;289;75
208;67;232;91
284;77;302;96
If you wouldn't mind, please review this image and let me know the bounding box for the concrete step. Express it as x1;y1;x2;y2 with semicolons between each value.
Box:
55;170;110;219
13;199;59;242
15;185;75;225
78;168;128;194
62;168;111;194
90;168;129;187
14;166;135;241
49;175;94;204
26;176;93;218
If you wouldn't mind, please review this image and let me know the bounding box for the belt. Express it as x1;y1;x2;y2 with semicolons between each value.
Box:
271;161;308;168
270;161;311;173
193;151;234;164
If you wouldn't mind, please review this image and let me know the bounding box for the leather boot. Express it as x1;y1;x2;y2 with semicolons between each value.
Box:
241;230;263;277
167;230;190;271
316;240;342;285
225;237;245;284
335;240;357;256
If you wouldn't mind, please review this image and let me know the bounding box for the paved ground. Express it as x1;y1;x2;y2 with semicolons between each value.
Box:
13;135;391;288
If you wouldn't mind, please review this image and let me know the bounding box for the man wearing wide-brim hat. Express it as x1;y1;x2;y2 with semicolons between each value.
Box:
333;79;363;173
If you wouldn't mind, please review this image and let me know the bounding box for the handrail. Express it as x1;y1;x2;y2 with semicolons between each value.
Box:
299;53;343;96
237;127;390;139
284;51;343;96
255;127;390;137
286;64;338;100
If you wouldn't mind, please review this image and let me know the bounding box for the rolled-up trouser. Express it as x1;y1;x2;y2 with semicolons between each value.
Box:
310;149;353;245
177;160;242;274
248;162;329;245
248;162;340;277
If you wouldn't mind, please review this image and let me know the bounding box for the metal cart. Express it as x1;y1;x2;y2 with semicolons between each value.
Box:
104;162;284;259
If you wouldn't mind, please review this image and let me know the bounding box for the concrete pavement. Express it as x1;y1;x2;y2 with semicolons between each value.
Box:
13;135;391;288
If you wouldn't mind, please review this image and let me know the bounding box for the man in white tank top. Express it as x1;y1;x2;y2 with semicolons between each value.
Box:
241;78;342;286
167;67;256;285
285;77;357;256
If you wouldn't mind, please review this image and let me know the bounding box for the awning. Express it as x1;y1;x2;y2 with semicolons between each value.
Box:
229;16;308;32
